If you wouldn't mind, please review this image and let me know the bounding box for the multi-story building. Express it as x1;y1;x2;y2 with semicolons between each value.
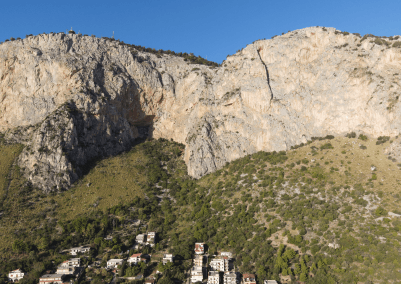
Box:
194;255;203;267
107;259;124;269
70;246;91;255
191;266;204;283
128;253;142;265
59;258;81;267
56;266;78;275
210;258;225;272
162;254;174;265
136;234;146;244
146;232;156;247
39;274;65;284
224;272;238;284
195;243;205;255
207;271;220;284
8;269;24;282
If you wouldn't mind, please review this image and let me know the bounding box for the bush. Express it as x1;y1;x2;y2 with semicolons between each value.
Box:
345;132;356;138
376;136;390;145
320;143;334;150
358;134;368;141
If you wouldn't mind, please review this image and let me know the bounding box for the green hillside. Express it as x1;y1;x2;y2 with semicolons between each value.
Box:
1;135;401;284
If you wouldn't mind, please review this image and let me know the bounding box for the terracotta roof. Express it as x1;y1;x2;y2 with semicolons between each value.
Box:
131;253;142;257
242;273;255;279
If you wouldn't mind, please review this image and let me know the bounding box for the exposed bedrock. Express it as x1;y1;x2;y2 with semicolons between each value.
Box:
1;27;401;191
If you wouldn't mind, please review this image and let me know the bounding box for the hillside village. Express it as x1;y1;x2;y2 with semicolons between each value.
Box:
7;236;279;284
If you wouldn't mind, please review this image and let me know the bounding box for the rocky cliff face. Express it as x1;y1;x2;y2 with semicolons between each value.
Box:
1;27;401;191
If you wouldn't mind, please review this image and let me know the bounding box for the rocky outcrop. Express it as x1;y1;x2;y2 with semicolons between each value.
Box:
2;27;401;191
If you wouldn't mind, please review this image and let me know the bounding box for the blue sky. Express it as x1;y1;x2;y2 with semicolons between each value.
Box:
1;0;400;63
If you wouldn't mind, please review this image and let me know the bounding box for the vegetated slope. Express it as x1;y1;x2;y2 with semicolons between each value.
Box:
1;135;401;283
3;27;401;192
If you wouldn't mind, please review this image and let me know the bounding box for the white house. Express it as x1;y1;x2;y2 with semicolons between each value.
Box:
195;243;205;255
136;234;146;244
210;258;225;272
162;254;174;265
70;246;91;255
220;252;232;258
8;269;24;282
60;258;81;267
56;266;77;275
328;243;340;249
128;253;145;265
39;274;65;284
146;232;156;247
224;272;237;284
208;271;220;284
107;259;124;269
264;281;278;284
191;266;204;283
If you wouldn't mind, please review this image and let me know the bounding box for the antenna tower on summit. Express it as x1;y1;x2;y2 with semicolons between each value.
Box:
112;31;114;39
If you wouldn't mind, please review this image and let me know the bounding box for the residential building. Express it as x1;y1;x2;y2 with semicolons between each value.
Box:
162;254;174;265
210;258;224;272
264;281;278;284
8;269;24;282
145;280;155;284
328;243;340;249
136;234;146;244
70;246;91;255
195;243;205;255
39;274;65;284
60;258;81;267
191;266;204;283
242;274;256;284
223;257;231;271
208;271;220;284
220;252;232;258
194;255;203;267
146;232;156;246
107;259;124;269
128;253;142;265
56;266;77;275
224;272;237;284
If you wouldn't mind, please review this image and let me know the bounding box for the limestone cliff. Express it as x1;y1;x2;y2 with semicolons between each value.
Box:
1;27;401;191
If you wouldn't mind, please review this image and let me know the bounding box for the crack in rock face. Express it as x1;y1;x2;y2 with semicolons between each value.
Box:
1;27;401;191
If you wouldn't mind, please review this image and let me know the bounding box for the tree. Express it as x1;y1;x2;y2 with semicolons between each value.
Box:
12;240;27;253
299;272;308;282
158;276;175;284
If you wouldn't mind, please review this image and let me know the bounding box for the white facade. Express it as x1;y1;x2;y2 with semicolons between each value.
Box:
210;258;225;272
224;272;237;284
128;254;142;265
39;274;64;284
146;232;156;246
220;252;232;258
208;271;220;284
56;266;77;275
194;255;203;266
8;269;24;282
60;258;81;267
136;234;146;244
107;259;124;269
70;246;90;255
264;281;278;284
163;254;174;265
191;266;204;283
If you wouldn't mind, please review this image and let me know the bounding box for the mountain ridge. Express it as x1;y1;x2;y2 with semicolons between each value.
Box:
2;26;401;191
